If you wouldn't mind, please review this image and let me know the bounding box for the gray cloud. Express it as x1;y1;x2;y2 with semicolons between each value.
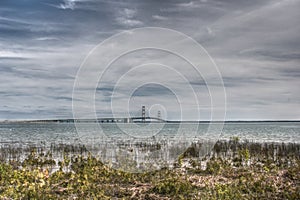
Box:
131;84;175;97
0;0;299;120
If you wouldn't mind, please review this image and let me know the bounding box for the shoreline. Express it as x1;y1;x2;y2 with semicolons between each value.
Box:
0;139;299;199
1;119;300;123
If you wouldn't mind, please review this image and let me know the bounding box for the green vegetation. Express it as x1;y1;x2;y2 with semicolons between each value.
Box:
0;140;299;199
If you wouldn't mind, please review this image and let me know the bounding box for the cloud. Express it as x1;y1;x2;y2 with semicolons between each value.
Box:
177;1;198;8
131;83;175;97
34;37;59;41
203;0;300;56
206;27;214;36
0;0;299;120
123;8;136;18
160;1;203;12
238;48;300;62
58;0;76;10
47;0;96;11
152;15;168;21
0;50;33;59
115;8;143;27
115;17;143;27
180;1;194;7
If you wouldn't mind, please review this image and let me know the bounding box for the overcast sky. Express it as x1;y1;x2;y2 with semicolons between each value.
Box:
0;0;299;120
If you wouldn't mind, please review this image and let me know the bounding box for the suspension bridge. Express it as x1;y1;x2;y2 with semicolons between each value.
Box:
94;106;165;123
75;106;164;123
22;106;165;123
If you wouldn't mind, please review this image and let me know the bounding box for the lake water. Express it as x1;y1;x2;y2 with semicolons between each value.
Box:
1;122;299;171
1;122;299;146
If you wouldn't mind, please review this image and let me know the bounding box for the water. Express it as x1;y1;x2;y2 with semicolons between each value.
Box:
1;122;299;171
0;122;299;146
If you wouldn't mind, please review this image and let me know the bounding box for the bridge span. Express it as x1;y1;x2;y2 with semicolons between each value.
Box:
76;116;166;123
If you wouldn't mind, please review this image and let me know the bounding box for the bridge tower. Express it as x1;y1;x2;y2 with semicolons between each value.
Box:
157;110;161;119
142;106;146;123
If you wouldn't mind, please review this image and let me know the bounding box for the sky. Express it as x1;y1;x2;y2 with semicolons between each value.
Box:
0;0;299;121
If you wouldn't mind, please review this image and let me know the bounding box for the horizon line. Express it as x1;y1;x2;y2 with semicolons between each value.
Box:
1;118;300;123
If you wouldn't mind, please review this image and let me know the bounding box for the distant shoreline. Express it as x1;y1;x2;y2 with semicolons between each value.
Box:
1;119;300;124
